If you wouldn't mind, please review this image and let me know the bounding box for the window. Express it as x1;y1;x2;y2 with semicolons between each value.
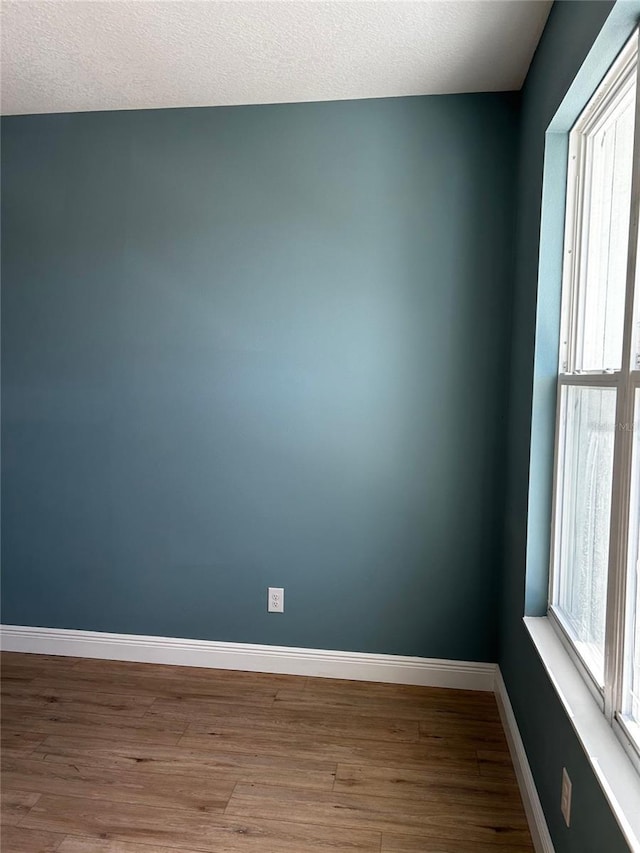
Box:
550;30;640;769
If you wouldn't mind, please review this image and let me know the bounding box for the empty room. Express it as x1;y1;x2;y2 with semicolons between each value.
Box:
2;1;640;851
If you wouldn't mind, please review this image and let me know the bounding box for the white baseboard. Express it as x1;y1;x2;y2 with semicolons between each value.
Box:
494;667;555;853
0;624;496;691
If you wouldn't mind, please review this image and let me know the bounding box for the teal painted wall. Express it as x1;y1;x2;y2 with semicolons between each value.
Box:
1;94;517;660
501;1;636;851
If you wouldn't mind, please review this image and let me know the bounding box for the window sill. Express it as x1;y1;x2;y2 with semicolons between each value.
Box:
524;616;640;852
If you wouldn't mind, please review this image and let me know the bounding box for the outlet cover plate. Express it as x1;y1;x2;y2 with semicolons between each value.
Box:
561;767;572;827
268;587;284;613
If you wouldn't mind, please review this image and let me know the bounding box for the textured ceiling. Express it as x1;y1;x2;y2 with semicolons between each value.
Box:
1;1;552;116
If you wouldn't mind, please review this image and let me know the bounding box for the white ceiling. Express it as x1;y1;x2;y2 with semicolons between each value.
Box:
1;1;552;117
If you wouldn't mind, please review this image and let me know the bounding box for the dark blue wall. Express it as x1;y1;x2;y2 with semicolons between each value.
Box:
1;94;517;660
501;2;632;851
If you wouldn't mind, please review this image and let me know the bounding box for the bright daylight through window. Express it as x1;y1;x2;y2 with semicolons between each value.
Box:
550;29;640;768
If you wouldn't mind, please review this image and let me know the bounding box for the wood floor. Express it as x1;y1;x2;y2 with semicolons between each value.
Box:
0;652;534;853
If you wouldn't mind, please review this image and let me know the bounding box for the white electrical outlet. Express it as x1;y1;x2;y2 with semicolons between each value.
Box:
268;587;284;613
561;767;572;827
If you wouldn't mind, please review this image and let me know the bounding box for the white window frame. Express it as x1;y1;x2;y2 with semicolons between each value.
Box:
549;30;640;775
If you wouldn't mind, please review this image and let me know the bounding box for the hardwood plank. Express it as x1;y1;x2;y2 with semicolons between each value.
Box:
179;729;480;772
159;700;419;743
225;782;531;845
1;790;40;827
2;694;49;717
22;795;381;852
334;764;521;804
418;717;508;748
27;673;281;706
2;706;186;746
33;736;337;791
288;677;494;702
2;683;156;717
0;826;65;852
1;730;46;758
1;654;82;680
142;695;292;723
0;669;40;687
381;834;534;852
477;750;518;780
28;658;298;702
2;756;235;814
416;732;501;752
2;652;82;670
274;686;500;723
58;837;202;853
63;657;302;688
